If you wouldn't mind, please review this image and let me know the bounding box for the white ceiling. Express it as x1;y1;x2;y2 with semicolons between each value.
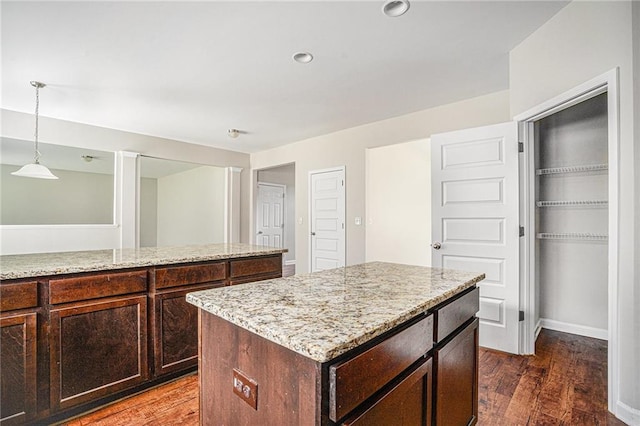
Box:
1;1;568;154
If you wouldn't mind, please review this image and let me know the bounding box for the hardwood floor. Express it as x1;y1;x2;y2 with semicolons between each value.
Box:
63;329;623;425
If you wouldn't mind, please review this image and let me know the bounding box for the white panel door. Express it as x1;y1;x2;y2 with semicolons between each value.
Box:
256;183;285;248
431;122;520;354
309;167;345;272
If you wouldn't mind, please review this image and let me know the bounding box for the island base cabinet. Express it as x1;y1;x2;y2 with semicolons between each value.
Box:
342;358;432;426
434;318;479;426
0;313;37;425
49;295;148;412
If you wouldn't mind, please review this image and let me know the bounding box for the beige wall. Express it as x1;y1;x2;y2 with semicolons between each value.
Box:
365;138;431;267
510;1;638;417
1;164;114;225
139;177;157;247
250;90;510;274
157;166;225;247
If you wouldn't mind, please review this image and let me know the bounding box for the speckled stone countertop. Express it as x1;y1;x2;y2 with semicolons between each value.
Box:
0;243;287;280
187;262;484;363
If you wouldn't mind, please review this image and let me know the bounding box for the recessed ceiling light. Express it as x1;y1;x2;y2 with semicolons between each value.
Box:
293;52;314;64
382;0;410;17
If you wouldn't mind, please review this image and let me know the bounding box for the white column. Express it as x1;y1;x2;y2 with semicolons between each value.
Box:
115;151;138;249
224;167;243;243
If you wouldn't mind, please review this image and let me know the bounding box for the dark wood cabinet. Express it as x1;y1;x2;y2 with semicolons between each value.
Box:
151;282;224;376
0;312;37;425
434;318;479;426
198;285;478;425
49;295;148;412
343;358;432;426
0;253;282;423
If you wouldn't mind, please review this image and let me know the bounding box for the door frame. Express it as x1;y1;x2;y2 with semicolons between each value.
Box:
308;166;346;272
514;68;619;412
256;182;287;247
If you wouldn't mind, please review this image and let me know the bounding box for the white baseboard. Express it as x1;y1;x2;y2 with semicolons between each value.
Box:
616;400;640;426
284;260;296;266
534;318;543;340
539;318;608;341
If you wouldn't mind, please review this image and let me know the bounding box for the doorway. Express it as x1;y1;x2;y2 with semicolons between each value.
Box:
256;163;296;273
309;166;345;272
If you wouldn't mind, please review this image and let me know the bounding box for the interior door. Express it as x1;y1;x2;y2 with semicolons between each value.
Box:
256;183;285;248
431;122;520;354
309;167;345;272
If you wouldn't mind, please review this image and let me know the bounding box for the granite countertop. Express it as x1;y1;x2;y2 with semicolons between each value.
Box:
187;262;484;363
0;243;287;280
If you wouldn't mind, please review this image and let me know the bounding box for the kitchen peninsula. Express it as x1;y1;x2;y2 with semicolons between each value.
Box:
0;243;285;425
187;262;484;425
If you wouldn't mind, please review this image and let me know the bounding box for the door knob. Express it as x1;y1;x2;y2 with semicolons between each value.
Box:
311;232;316;236
257;231;263;235
431;242;441;250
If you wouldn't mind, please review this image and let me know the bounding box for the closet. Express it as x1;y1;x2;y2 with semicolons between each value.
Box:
533;92;609;338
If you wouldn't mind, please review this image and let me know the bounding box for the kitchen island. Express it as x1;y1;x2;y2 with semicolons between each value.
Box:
187;262;484;425
0;243;285;425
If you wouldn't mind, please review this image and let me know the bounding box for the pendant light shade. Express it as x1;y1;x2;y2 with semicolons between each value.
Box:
11;81;58;180
11;163;59;179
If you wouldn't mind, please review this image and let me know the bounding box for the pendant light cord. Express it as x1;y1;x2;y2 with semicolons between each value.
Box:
34;82;41;164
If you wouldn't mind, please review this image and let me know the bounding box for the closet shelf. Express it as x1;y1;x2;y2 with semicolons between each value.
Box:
536;164;608;175
536;200;608;207
537;233;608;241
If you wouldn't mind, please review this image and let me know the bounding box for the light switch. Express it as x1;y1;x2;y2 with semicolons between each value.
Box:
355;217;362;226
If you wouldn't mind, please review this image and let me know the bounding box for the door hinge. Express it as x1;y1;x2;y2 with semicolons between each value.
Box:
519;226;525;237
341;180;344;186
518;142;524;153
519;310;525;321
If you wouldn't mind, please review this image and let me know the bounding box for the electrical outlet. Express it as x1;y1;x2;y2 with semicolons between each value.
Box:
233;368;258;410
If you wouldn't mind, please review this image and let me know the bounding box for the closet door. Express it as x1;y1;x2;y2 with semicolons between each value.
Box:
431;122;520;354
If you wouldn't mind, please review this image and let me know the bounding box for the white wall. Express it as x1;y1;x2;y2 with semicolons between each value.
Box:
509;1;638;420
257;164;295;264
0;109;250;253
366;139;431;267
251;90;510;274
157;166;225;246
139;177;157;247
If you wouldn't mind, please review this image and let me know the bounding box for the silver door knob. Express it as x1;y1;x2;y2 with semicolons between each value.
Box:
431;242;441;250
311;232;316;236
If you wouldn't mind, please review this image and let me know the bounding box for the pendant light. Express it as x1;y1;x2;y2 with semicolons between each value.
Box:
11;81;58;179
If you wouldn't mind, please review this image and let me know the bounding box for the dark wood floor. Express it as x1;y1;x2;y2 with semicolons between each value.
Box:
63;329;625;425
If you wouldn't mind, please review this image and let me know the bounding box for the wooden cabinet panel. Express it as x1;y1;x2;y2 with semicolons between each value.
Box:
49;295;148;411
49;271;147;305
229;255;281;279
435;318;479;426
343;358;432;426
436;287;479;343
0;313;37;425
155;262;226;290
329;314;433;422
0;281;38;312
152;283;223;376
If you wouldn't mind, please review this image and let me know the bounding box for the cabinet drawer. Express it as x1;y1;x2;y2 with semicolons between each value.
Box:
342;359;432;426
155;262;226;289
329;314;433;422
49;271;147;305
0;281;38;312
436;287;479;343
229;255;281;279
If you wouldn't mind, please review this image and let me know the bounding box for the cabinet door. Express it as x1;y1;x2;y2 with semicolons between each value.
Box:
342;359;432;426
434;318;479;426
0;313;37;425
49;295;148;412
152;283;223;376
